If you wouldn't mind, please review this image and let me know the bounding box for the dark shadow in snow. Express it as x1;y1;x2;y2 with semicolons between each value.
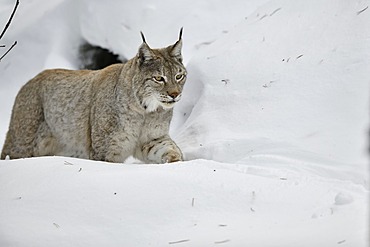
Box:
78;42;127;70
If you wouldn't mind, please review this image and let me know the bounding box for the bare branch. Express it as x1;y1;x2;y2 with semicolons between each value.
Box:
0;0;19;40
0;41;17;61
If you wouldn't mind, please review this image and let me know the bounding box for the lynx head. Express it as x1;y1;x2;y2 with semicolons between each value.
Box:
133;28;187;112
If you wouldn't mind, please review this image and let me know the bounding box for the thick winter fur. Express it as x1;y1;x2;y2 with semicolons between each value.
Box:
1;30;186;163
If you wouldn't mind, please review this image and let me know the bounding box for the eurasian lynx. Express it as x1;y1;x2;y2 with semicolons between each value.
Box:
1;29;186;163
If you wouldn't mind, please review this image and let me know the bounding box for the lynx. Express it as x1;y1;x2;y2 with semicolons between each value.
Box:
1;29;186;163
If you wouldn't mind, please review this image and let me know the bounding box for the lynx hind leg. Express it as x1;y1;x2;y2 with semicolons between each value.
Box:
137;136;183;164
33;121;58;157
1;83;43;159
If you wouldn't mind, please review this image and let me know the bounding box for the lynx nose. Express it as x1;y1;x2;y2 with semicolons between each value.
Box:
167;91;180;100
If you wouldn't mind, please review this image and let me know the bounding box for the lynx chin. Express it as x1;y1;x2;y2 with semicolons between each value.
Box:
1;29;187;164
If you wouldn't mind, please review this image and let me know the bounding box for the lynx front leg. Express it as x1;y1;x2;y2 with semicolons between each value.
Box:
136;135;183;164
91;132;137;163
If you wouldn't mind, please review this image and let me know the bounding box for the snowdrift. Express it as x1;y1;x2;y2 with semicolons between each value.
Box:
175;0;369;167
0;0;369;246
0;157;368;246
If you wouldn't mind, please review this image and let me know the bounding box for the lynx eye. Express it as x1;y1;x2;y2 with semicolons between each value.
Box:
175;74;184;81
153;76;165;83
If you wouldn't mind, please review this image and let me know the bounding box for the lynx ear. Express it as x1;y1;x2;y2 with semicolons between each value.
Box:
168;27;183;60
138;31;155;63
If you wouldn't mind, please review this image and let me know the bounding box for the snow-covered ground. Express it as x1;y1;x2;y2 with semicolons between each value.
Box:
0;0;369;246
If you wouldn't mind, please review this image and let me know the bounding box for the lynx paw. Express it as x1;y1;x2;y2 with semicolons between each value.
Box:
162;151;183;163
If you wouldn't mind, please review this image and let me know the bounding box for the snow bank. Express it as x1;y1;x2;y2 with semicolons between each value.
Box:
78;0;271;62
0;157;368;246
0;0;369;246
175;0;369;174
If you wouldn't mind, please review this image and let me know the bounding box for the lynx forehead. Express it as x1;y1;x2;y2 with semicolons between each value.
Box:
1;28;186;164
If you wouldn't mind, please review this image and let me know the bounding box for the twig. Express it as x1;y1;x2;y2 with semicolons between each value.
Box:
215;239;230;244
357;6;368;15
169;239;190;244
221;79;230;85
259;14;268;20
64;161;74;165
0;0;20;40
270;8;282;16
0;40;17;61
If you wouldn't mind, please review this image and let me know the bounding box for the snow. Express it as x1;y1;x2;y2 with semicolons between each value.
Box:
0;157;368;246
0;0;369;246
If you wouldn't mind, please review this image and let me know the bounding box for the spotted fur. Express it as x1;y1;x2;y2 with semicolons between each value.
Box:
1;30;186;163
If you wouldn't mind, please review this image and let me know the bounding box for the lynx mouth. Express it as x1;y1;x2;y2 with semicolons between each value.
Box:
161;99;176;104
160;100;176;108
158;95;181;109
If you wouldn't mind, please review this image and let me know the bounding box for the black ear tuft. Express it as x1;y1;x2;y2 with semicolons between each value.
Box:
179;27;183;41
140;31;147;43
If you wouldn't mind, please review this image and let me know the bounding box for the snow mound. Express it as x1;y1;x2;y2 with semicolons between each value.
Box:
0;157;368;246
174;0;369;178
